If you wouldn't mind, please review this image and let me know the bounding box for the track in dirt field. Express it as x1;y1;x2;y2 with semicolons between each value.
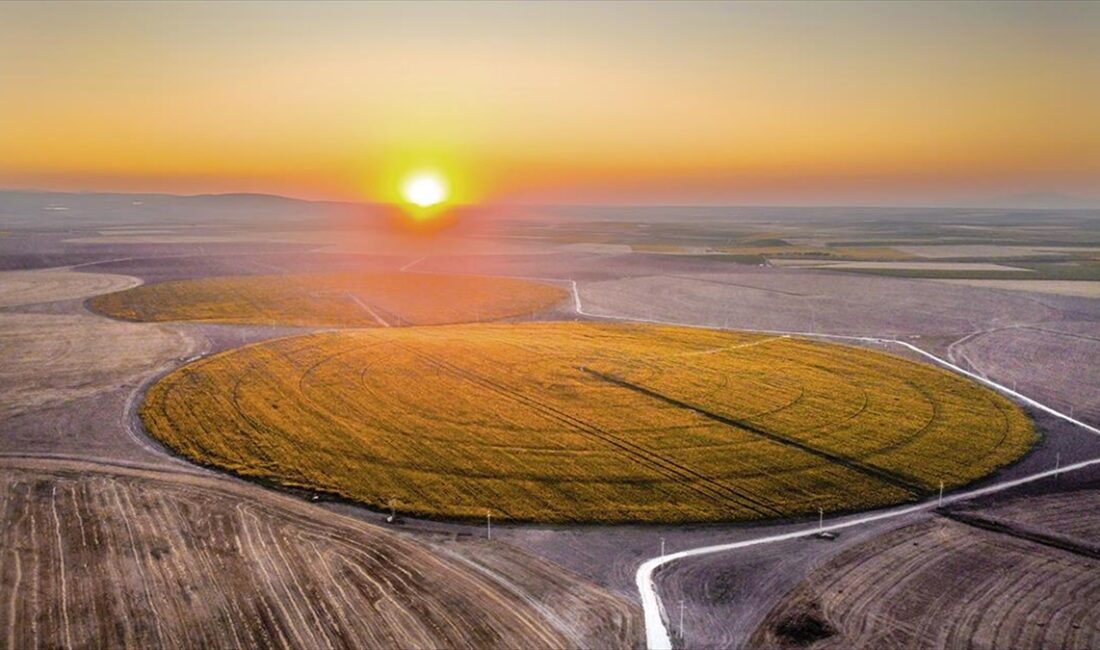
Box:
752;486;1100;649
0;457;640;650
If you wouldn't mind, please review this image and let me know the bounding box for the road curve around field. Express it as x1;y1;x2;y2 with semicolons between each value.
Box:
566;279;1100;649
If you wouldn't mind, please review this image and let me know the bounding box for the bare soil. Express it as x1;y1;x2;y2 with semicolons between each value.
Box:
751;480;1100;649
0;312;194;418
0;457;640;649
0;268;141;307
936;279;1100;298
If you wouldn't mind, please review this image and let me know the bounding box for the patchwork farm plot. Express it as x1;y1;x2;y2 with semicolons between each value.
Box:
140;322;1034;524
0;458;638;649
752;486;1100;649
89;272;567;327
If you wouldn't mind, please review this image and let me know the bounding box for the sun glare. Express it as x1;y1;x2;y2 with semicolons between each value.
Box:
401;173;448;208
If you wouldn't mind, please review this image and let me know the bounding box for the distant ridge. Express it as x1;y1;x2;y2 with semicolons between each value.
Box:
0;188;373;228
0;188;360;207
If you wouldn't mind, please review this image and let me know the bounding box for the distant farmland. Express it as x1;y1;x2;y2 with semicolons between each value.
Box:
89;272;567;328
142;323;1034;524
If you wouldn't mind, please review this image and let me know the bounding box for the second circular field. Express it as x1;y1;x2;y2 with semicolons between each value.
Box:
142;322;1035;524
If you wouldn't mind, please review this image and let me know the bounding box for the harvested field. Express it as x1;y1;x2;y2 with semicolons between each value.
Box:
719;246;914;261
0;268;140;307
767;261;1030;272
934;279;1100;298
956;484;1100;542
578;271;1068;337
949;324;1100;421
141;322;1033;524
0;458;639;649
89;272;566;327
896;244;1089;259
0;312;193;418
752;489;1100;649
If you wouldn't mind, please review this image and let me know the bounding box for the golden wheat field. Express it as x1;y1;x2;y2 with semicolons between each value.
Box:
89;272;567;327
141;322;1034;524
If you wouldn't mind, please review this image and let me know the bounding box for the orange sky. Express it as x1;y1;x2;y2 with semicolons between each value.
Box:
1;1;1098;205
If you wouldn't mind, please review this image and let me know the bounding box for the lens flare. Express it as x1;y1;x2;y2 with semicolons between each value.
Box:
401;172;447;208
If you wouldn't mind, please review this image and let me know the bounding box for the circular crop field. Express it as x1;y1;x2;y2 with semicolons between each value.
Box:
142;323;1035;524
89;272;567;328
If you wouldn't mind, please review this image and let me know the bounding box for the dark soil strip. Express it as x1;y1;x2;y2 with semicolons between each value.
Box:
580;367;926;496
939;510;1100;560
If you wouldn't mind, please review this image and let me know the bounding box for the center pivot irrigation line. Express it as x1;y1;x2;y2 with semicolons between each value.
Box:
566;279;1100;649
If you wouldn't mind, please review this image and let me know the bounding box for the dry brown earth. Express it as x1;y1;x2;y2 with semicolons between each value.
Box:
935;279;1100;298
0;268;191;419
767;261;1029;271
0;312;193;418
578;270;1064;337
752;489;1100;649
949;324;1100;421
0;268;140;307
0;457;641;649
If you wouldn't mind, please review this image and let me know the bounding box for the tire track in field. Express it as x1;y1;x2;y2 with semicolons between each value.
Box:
939;510;1100;560
580;368;926;496
398;342;785;518
1;457;640;649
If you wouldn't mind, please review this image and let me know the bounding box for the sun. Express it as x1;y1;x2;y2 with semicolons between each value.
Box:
401;172;448;208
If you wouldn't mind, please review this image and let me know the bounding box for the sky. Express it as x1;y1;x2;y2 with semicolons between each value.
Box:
1;1;1098;206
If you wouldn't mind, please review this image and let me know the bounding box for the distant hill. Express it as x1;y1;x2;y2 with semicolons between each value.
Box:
0;189;370;228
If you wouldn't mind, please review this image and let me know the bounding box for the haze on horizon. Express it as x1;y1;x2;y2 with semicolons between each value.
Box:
1;0;1098;207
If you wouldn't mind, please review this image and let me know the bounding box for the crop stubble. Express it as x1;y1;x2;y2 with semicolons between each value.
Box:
0;458;639;649
752;488;1100;649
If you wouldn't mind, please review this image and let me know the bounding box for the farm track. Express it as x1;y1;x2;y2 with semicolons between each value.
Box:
567;281;1100;649
581;368;925;495
400;342;785;519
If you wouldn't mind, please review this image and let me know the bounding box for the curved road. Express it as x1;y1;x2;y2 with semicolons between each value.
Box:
567;280;1100;649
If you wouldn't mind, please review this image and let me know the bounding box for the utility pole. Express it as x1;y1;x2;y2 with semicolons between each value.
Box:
938;481;944;507
660;537;666;558
818;508;823;531
1055;453;1061;478
486;511;492;540
679;600;685;642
